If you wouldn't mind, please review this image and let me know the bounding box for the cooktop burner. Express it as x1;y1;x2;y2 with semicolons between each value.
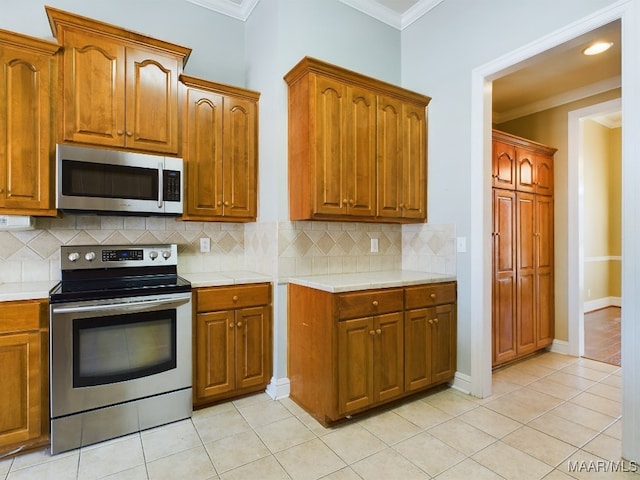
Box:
50;244;191;303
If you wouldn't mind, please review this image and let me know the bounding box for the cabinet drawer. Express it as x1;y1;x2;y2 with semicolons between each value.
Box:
0;300;44;333
337;288;403;320
405;282;456;309
196;284;271;312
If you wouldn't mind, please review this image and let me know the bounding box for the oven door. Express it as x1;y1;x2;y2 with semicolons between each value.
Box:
50;292;192;418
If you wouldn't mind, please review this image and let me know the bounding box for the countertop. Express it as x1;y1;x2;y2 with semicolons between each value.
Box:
0;281;59;302
180;271;272;288
287;270;456;293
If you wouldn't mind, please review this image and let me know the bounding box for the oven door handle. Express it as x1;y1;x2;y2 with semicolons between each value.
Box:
51;295;191;314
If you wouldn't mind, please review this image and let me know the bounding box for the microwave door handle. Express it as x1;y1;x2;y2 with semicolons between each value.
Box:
158;162;163;208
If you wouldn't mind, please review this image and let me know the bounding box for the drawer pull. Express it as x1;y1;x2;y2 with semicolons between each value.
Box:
376;328;382;335
430;293;437;299
237;321;243;328
229;323;234;328
232;295;239;302
372;300;379;307
428;319;434;325
369;330;375;336
433;318;439;324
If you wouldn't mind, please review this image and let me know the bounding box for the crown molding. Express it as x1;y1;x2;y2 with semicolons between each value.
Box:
339;0;443;30
185;0;259;21
493;75;621;124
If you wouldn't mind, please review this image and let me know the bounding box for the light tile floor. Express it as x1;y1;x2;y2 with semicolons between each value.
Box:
1;352;636;479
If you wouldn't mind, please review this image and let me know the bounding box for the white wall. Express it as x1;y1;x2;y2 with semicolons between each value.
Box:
0;0;247;85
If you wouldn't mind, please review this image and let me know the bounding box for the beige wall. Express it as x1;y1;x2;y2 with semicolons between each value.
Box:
495;88;621;341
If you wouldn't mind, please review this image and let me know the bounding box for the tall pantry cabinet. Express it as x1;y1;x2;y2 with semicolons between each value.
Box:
492;130;556;367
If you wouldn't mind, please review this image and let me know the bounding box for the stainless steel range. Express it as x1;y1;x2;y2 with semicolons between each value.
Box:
49;244;192;454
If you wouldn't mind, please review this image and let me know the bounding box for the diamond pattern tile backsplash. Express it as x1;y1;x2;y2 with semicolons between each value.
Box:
0;215;456;283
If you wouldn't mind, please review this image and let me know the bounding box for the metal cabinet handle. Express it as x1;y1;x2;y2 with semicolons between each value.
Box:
117;130;124;136
232;295;239;302
126;131;133;137
229;323;234;328
369;330;375;336
237;321;243;328
428;319;434;325
376;328;382;335
430;293;436;299
433;318;439;324
372;300;379;307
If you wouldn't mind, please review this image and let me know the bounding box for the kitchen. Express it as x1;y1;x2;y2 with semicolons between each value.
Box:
0;0;639;476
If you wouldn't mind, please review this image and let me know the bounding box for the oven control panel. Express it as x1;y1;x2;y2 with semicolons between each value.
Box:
61;244;177;270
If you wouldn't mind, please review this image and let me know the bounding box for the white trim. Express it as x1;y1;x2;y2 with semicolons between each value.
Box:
265;376;290;400
495;76;621;124
549;340;570;356
184;0;259;21
585;296;622;312
471;2;629;402
450;371;472;395
584;256;622;262
338;0;444;30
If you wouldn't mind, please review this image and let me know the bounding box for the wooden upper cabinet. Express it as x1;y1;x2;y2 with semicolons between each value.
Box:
493;130;556;195
180;75;259;222
492;140;516;189
285;56;430;223
0;30;60;216
46;6;191;155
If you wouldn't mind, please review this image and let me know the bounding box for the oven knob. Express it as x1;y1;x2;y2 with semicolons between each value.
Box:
68;252;80;262
149;251;158;260
84;252;96;262
162;250;171;260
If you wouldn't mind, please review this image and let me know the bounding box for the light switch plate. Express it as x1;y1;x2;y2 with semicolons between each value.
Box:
456;237;467;253
370;238;379;253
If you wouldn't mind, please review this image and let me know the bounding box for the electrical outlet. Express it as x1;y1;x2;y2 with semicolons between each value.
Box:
370;238;379;253
199;237;210;253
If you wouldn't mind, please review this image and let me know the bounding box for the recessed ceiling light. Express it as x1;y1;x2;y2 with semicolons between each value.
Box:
583;41;614;55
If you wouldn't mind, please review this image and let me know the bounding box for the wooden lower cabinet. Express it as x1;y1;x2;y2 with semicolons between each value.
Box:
193;283;272;407
0;299;49;455
288;281;456;426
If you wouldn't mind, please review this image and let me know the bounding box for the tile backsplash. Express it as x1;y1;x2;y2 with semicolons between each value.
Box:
0;215;456;283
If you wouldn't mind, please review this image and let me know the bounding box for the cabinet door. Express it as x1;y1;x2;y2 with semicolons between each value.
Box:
313;75;348;216
184;87;224;219
515;148;535;193
337;317;374;415
493;189;517;365
62;30;126;148
125;48;179;154
431;304;456;384
0;41;56;214
195;310;235;400
400;102;426;219
535;154;554;196
344;85;376;217
404;307;432;392
0;331;42;448
516;192;536;355
536;195;554;347
376;95;403;218
492;141;516;189
235;305;270;390
222;95;257;219
374;312;404;402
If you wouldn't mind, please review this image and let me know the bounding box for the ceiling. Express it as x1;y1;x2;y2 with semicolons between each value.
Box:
186;0;622;126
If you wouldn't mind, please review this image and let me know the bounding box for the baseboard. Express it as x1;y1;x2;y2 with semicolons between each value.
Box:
549;339;570;355
450;371;472;395
265;377;290;400
585;296;621;312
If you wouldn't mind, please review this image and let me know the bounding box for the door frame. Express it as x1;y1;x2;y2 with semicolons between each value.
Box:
470;0;640;461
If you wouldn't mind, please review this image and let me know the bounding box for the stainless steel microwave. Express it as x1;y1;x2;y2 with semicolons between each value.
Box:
56;144;183;216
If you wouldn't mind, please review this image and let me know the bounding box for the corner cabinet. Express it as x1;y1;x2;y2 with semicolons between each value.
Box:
0;30;60;216
288;281;456;426
492;130;555;367
180;75;259;222
285;57;430;224
193;283;272;407
0;299;49;456
46;6;191;155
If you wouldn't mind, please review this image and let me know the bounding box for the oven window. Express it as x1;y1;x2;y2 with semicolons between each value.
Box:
62;159;158;201
73;310;176;387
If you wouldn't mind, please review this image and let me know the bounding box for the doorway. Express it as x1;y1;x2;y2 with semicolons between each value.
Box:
568;98;622;366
